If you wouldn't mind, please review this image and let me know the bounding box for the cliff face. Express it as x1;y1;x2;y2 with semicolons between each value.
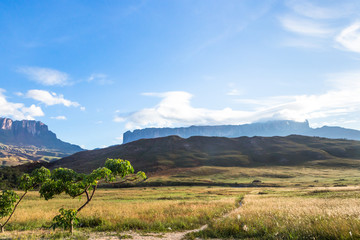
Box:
123;120;360;144
123;120;311;143
0;117;83;154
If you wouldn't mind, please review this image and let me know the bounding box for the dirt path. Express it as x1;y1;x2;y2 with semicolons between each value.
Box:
92;198;244;240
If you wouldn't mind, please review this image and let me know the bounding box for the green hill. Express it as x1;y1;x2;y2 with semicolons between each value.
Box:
51;135;360;174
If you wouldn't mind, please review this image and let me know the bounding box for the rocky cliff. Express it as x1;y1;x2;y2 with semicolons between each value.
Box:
0;117;83;154
123;120;360;144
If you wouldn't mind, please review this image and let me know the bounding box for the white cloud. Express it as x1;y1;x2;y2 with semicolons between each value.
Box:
26;90;81;108
0;89;44;120
114;116;126;122
51;116;67;120
88;73;114;85
227;89;242;96
286;0;350;19
280;1;360;54
118;72;360;130
18;66;70;86
279;16;334;37
227;83;242;96
335;22;360;53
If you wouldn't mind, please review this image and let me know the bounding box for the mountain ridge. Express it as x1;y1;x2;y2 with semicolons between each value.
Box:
123;120;360;144
51;134;360;174
0;117;84;166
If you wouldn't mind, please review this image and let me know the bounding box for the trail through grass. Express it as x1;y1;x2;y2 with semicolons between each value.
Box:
187;187;360;239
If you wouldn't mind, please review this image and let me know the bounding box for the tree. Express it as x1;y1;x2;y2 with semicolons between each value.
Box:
0;167;50;233
40;158;146;234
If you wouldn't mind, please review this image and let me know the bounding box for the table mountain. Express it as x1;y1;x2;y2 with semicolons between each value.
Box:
0;117;84;166
123;120;360;144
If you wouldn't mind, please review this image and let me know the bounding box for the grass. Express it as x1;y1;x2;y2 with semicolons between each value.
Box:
147;165;360;188
1;187;246;234
187;186;360;239
2;173;360;239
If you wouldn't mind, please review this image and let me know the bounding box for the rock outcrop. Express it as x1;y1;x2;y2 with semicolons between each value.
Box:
0;117;83;154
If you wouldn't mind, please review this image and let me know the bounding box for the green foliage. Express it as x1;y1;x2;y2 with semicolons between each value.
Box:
51;208;79;231
19;166;51;191
39;168;85;200
0;167;22;189
0;190;18;220
40;158;146;201
105;158;134;178
40;158;146;233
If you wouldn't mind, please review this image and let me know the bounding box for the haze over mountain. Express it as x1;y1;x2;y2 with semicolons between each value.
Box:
0;117;84;166
52;135;360;174
123;120;360;144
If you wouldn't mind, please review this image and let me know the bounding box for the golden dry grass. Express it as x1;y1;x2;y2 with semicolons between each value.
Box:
4;187;245;233
191;187;360;239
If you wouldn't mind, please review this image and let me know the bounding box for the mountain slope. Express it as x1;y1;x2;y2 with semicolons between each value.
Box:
52;135;360;173
0;117;84;166
123;120;360;143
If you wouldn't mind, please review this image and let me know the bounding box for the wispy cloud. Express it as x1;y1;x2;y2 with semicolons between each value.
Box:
117;72;360;130
280;1;360;54
335;22;360;53
227;89;242;96
227;83;242;96
18;67;70;86
51;116;67;120
88;73;114;85
26;90;82;108
279;16;334;37
286;0;351;19
0;89;44;120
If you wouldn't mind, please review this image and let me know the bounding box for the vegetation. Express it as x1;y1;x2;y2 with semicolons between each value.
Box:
0;158;145;235
1;186;360;239
0;187;244;235
187;187;360;239
41;158;146;233
52;135;360;174
0;166;50;232
0;166;23;189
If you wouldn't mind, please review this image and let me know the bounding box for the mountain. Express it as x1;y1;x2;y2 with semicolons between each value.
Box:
0;117;84;166
123;120;360;144
51;135;360;174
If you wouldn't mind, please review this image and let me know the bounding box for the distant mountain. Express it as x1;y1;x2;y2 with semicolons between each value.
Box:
51;135;360;173
0;117;84;166
123;120;360;143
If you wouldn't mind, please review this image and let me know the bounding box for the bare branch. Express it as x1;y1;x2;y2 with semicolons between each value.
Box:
2;191;27;229
77;186;97;213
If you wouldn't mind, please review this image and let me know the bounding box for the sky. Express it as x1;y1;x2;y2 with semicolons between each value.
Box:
1;0;360;149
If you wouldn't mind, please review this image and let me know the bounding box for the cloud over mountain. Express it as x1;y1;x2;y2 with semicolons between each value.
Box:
0;89;44;120
117;71;360;130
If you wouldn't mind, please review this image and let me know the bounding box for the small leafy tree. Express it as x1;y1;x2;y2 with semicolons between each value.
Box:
0;167;50;233
40;158;146;233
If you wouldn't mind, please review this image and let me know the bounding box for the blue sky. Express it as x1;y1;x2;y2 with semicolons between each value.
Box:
1;0;360;149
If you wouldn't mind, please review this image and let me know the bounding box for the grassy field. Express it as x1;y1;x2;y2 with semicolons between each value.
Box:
0;187;246;238
187;186;360;240
146;165;360;187
3;163;360;239
1;185;360;239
